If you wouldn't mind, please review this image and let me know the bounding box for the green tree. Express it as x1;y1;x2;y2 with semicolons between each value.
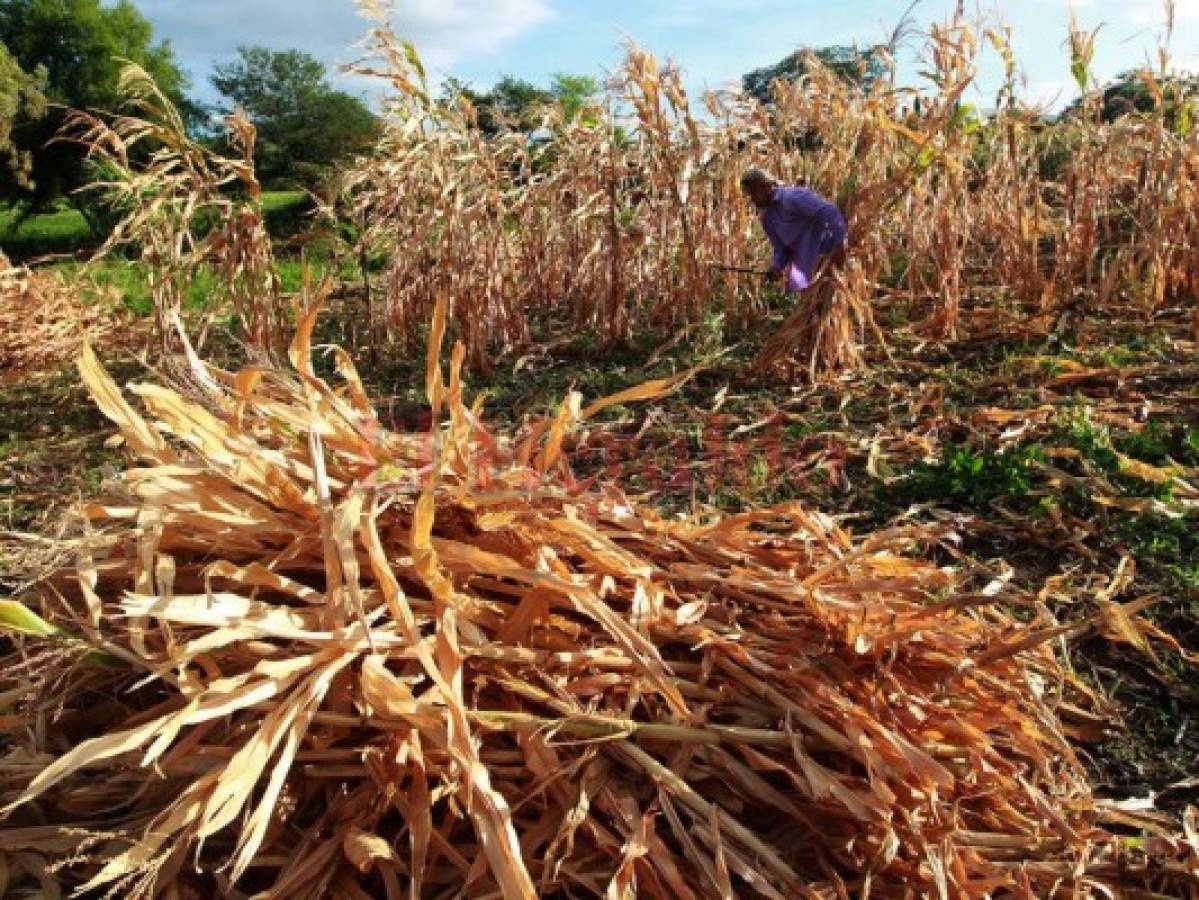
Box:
550;73;600;122
487;75;553;132
0;0;190;204
742;45;886;105
440;76;535;135
441;73;599;135
0;43;47;193
1063;69;1199;128
210;46;379;189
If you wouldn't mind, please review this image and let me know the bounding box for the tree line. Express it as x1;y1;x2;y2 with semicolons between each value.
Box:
0;0;601;224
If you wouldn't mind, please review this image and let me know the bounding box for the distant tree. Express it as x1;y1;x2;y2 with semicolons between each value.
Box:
0;0;186;111
0;43;47;193
550;73;601;122
210;46;379;189
1063;69;1199;127
486;76;553;132
439;76;544;135
0;0;191;204
742;45;887;105
438;75;479;110
441;72;599;135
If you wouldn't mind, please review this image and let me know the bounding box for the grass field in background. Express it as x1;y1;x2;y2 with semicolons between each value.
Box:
49;253;354;316
0;205;91;260
0;191;310;262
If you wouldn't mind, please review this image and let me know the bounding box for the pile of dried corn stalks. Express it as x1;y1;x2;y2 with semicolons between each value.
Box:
2;301;1197;898
0;253;128;381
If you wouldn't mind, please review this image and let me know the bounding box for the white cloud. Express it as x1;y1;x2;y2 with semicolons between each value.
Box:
1128;0;1199;25
370;0;554;70
133;0;553;98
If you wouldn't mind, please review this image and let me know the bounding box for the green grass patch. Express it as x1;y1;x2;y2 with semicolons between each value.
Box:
0;203;93;260
260;190;313;240
275;254;360;294
1;191;313;263
888;443;1043;509
49;259;223;316
880;411;1199;597
261;190;306;213
46;252;349;318
1117;512;1199;593
50;259;153;315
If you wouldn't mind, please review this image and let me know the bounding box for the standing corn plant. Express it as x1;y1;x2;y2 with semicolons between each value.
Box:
70;64;285;363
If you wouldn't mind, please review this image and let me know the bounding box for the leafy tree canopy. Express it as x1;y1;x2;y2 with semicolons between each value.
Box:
210;46;379;190
0;42;47;192
491;76;553;124
550;72;601;123
441;72;601;135
0;0;189;203
742;45;886;105
0;0;186;112
1064;69;1199;127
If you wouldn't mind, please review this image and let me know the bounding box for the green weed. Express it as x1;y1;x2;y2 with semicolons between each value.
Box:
1117;513;1199;593
1113;422;1199;467
785;416;834;440
1057;411;1176;500
890;442;1043;508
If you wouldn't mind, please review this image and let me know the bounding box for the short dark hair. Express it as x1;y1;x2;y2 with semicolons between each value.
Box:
740;167;776;191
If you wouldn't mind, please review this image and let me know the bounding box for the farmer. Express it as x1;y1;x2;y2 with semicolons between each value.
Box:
740;168;847;293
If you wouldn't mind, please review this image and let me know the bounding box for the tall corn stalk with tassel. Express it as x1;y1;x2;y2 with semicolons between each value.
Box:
70;64;284;364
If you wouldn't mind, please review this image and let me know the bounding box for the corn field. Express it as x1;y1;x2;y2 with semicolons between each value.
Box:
334;5;1199;379
68;6;1199;380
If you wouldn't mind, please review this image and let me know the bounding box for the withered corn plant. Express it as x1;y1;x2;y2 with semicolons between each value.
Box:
70;64;285;362
1035;5;1199;335
3;297;1199;897
342;15;531;371
905;13;979;339
344;17;757;366
970;26;1047;309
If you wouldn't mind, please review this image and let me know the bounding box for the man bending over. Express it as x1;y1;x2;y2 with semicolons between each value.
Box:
741;168;847;293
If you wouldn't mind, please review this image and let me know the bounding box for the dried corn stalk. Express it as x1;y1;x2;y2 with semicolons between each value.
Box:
341;5;1199;376
0;256;129;379
69;64;285;361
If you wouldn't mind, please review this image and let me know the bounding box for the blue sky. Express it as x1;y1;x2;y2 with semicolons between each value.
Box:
131;0;1199;111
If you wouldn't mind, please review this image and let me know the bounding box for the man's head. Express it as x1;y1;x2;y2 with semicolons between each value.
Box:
740;167;777;210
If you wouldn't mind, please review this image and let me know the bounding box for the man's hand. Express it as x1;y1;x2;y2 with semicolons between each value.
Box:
827;244;849;270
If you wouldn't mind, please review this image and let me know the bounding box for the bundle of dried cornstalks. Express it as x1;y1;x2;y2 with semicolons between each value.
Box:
1;300;1197;898
0;255;129;381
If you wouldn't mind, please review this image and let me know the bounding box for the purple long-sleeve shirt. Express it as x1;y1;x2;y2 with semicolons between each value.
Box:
759;186;847;292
